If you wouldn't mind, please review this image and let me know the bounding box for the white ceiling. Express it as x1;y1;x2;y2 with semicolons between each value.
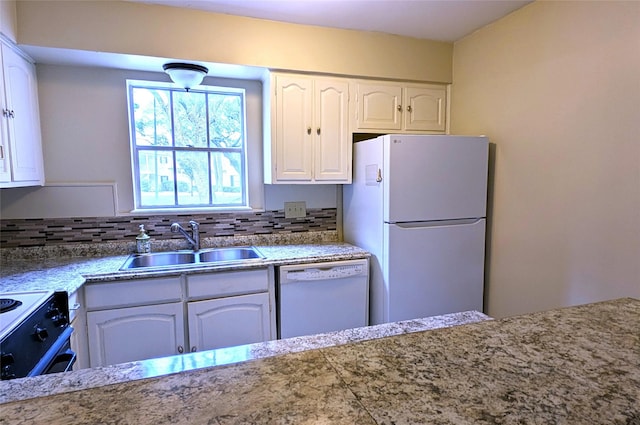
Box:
130;0;533;42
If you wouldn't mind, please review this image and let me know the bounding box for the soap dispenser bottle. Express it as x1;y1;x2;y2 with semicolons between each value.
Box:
136;224;151;254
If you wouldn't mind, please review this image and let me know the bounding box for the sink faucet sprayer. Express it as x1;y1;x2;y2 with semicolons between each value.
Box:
170;220;200;251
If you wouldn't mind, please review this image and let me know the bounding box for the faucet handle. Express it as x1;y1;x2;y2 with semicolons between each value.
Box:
189;220;200;229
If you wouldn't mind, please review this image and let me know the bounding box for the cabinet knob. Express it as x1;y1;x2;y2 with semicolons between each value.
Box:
177;345;184;353
191;346;197;352
397;105;402;112
316;128;321;135
307;127;311;135
407;105;412;113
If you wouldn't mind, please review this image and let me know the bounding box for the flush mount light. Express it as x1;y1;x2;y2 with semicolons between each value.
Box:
162;62;209;91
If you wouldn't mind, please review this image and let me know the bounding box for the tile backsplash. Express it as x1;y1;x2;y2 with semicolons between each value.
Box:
0;209;337;249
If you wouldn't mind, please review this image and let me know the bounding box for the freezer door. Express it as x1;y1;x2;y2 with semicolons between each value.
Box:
383;135;488;222
382;219;486;323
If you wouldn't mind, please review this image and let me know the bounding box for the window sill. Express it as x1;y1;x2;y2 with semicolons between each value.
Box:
127;206;265;215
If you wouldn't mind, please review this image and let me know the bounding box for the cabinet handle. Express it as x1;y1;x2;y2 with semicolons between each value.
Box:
9;110;14;118
191;346;197;352
397;105;402;112
316;128;321;135
307;127;311;135
177;345;184;353
0;145;3;160
376;168;383;183
407;105;412;113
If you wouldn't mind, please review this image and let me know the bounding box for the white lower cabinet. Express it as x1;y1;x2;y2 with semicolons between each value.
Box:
187;292;271;352
68;288;89;370
84;268;275;368
87;302;185;367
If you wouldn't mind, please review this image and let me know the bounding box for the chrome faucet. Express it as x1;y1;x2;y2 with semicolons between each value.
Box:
170;220;200;251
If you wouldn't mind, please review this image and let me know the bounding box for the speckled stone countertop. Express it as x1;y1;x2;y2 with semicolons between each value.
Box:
0;242;370;295
0;310;490;404
1;298;638;424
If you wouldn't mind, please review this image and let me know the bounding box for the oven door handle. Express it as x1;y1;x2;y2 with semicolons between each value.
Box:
53;348;77;373
28;326;75;377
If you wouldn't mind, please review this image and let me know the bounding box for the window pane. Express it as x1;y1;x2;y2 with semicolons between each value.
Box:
176;151;210;205
138;150;175;207
132;88;172;146
209;94;243;148
211;152;243;205
173;91;207;148
128;81;250;211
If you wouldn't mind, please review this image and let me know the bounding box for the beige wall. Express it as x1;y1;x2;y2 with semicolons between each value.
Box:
0;0;17;42
16;0;452;83
451;1;640;317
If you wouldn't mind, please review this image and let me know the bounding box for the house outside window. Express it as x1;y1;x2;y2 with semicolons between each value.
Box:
127;80;251;210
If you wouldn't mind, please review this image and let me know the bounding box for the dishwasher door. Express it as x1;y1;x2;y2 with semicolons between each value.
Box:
278;259;369;339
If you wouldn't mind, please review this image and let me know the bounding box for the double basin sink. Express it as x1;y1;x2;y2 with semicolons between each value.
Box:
120;247;264;271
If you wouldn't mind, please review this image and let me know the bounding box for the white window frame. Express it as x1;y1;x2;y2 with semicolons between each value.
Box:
126;79;264;213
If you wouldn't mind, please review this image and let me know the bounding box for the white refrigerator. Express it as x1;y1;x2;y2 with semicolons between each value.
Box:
343;134;489;325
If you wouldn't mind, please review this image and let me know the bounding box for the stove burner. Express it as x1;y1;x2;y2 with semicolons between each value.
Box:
0;298;22;313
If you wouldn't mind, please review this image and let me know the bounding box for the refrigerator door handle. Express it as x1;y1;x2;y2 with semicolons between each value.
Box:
392;218;484;228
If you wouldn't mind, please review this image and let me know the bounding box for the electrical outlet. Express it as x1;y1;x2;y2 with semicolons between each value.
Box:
284;201;306;219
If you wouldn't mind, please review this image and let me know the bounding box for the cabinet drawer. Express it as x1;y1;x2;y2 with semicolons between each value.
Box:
187;268;269;300
84;276;182;310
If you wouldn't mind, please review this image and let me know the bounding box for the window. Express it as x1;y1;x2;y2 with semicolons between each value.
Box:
127;80;254;210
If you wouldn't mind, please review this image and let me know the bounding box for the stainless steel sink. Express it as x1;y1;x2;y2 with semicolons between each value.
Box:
199;247;262;263
120;247;263;270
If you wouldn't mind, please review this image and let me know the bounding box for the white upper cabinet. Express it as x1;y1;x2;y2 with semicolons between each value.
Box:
264;73;351;184
0;39;44;187
353;80;447;134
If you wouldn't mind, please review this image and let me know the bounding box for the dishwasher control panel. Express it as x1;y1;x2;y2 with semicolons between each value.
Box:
284;264;365;281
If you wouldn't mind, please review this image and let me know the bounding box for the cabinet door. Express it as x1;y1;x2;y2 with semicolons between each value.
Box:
274;75;313;181
1;44;43;184
314;78;350;182
355;82;402;131
87;302;185;367
187;293;271;352
403;85;447;132
68;289;89;370
0;58;9;183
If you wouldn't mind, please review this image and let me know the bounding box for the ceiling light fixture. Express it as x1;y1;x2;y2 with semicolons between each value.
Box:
162;62;209;91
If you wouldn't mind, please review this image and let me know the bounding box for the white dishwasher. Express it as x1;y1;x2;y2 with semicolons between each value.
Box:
277;258;369;339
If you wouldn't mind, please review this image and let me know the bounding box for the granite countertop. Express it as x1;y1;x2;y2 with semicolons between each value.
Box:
1;298;638;424
0;243;370;295
0;310;491;404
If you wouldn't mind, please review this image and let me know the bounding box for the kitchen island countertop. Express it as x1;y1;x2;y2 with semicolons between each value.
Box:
1;297;638;424
0;310;491;404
